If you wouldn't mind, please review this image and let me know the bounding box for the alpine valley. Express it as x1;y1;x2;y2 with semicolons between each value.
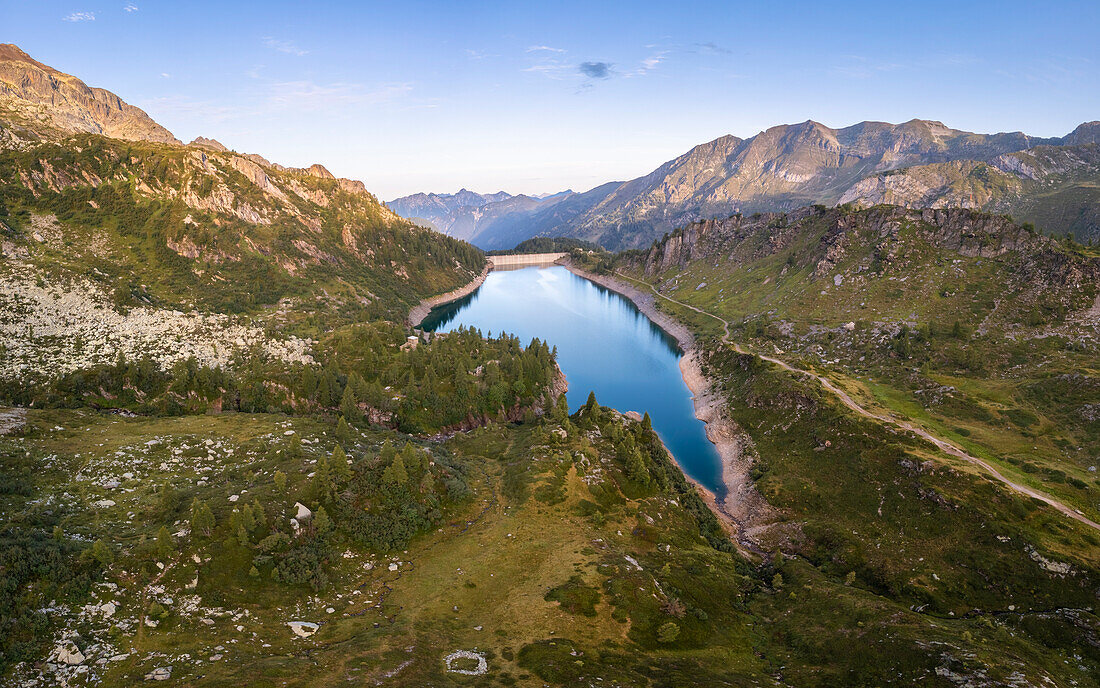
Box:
2;35;1100;688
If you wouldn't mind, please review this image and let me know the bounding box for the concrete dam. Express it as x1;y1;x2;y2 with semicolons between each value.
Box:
486;252;567;269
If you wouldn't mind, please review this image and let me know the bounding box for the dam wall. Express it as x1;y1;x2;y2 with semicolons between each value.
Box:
487;252;567;268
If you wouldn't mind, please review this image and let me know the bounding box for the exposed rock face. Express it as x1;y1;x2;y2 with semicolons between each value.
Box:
189;136;228;152
0;43;180;144
839;144;1100;242
306;163;335;179
641;205;1097;285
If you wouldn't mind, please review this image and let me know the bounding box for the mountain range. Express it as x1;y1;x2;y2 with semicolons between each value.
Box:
390;119;1100;250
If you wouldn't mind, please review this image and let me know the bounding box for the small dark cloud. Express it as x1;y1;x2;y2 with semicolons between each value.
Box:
695;42;731;55
579;61;612;79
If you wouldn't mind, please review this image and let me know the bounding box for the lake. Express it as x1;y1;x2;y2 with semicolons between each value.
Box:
421;264;725;498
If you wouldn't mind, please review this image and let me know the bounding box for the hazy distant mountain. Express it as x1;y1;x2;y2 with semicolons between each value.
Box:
388;189;516;238
0;43;180;144
392;119;1097;251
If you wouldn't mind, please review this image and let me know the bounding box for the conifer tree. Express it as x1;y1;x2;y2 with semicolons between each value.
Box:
340;384;360;423
251;497;267;530
336;416;354;445
273;470;287;493
382;452;408;485
156;526;174;560
331;444;351;482
313;505;332;534
287;435;302;460
91;538;113;566
585;391;599;415
190;497;216;537
312;451;336;501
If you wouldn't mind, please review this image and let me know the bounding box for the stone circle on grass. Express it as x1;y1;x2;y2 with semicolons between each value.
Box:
443;650;488;675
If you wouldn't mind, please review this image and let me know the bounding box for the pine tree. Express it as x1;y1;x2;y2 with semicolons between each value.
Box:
91;538;113;566
251;497;267;530
156;526;174;560
336;416;354;446
190;497;215;537
340;384;360;423
331;444;351;482
273;470;287;493
553;394;570;422
642;412;653;434
585;391;599;415
626;448;650;486
313;505;331;534
287;435;302;460
382;452;408;485
400;443;421;475
312;452;336;501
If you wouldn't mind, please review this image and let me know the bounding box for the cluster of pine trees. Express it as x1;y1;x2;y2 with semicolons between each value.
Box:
10;323;559;435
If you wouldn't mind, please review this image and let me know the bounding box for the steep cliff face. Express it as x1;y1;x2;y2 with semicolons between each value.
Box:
839;144;1100;242
0;43;180;144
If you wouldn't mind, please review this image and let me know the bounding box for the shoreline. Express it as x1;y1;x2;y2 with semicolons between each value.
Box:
562;259;771;553
561;261;695;351
408;264;491;327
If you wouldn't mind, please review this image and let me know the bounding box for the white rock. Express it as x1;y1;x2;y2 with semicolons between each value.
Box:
145;666;171;681
57;640;85;665
228;494;239;502
388;563;399;571
100;601;116;617
92;499;116;508
287;621;319;638
294;502;312;520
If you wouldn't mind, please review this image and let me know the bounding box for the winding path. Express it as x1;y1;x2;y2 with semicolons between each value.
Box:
615;270;1100;534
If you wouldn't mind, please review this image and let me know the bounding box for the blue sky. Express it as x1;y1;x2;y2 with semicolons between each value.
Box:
3;0;1098;199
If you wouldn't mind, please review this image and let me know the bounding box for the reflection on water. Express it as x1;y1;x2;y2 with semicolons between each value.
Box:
421;265;724;498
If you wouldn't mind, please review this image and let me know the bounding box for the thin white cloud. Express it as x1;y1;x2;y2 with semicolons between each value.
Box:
465;49;498;60
124;3;138;12
62;11;95;22
522;62;571;80
159;72;170;79
267;81;413;110
527;45;565;54
262;37;309;57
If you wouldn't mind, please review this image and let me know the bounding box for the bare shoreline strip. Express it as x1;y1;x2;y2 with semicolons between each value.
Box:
408;264;491;327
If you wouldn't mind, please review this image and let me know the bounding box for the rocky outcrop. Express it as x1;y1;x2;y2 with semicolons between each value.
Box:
190;136;228;152
0;43;180;144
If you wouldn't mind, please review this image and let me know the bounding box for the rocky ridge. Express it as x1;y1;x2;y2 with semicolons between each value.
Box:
0;43;179;144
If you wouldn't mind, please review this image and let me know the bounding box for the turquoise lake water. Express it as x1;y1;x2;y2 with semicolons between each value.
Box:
421;265;725;498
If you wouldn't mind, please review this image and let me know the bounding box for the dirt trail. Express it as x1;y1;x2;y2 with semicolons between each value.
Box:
614;270;1100;534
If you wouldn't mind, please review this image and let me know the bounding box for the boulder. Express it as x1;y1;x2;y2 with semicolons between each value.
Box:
287;621;319;638
56;640;84;665
294;502;312;520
